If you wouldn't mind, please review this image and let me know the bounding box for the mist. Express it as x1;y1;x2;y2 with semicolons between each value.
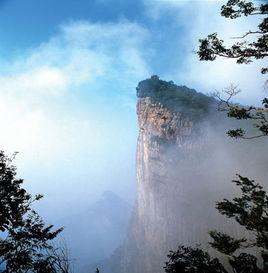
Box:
104;81;268;273
0;0;266;272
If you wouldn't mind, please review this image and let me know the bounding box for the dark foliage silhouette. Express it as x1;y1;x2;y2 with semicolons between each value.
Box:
0;151;71;273
164;246;227;273
164;175;268;272
198;0;268;140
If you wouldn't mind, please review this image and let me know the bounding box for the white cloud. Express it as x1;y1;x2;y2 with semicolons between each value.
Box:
0;67;68;97
0;20;149;150
0;20;150;214
0;20;150;99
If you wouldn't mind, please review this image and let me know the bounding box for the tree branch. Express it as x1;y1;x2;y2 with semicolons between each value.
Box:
231;31;267;39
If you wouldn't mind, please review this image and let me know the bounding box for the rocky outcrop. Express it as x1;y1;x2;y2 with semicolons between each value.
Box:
105;76;220;273
132;98;195;273
103;76;252;273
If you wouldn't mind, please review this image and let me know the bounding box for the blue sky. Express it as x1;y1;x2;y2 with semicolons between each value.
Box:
0;0;144;53
0;0;265;219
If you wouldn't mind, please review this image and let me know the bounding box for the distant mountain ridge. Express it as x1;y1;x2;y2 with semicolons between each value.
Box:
60;191;131;272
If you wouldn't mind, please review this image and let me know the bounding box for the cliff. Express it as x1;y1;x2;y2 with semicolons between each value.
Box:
101;76;261;273
122;77;216;273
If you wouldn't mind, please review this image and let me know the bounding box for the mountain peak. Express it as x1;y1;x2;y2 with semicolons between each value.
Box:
136;76;216;120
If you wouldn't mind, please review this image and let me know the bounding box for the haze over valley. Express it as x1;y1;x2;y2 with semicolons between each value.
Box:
0;0;267;273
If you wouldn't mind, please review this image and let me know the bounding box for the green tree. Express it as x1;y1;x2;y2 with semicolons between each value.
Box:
198;0;268;140
164;245;228;273
0;151;70;273
198;1;268;72
164;175;268;273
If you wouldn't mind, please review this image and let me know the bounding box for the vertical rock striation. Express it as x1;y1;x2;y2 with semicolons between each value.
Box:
104;76;246;273
110;76;218;273
134;98;194;273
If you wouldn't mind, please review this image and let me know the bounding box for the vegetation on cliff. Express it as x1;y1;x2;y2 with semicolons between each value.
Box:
137;75;216;121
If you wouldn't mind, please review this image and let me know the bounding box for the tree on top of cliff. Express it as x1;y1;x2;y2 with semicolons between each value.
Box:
137;75;216;120
0;151;72;273
198;0;268;140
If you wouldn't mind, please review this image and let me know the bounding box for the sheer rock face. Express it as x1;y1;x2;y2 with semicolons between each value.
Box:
106;77;231;273
124;88;215;271
132;97;196;273
136;96;194;244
